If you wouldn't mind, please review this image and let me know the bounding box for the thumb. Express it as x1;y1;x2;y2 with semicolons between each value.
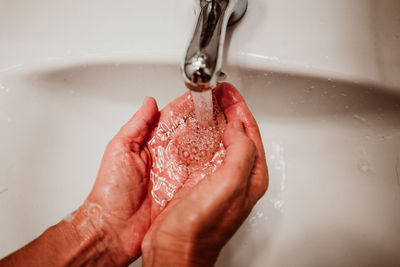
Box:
223;120;256;176
116;97;159;151
207;120;256;193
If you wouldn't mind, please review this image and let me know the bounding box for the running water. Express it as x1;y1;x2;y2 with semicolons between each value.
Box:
191;90;214;127
147;90;226;215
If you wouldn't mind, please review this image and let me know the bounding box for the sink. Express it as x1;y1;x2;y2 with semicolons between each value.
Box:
1;0;400;266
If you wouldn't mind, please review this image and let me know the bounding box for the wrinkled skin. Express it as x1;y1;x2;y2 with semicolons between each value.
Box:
84;83;268;266
83;96;159;264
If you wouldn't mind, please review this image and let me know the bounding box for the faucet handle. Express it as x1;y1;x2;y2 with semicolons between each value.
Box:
183;0;248;92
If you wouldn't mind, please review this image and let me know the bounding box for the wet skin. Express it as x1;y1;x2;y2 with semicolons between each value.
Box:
85;83;268;266
0;83;268;267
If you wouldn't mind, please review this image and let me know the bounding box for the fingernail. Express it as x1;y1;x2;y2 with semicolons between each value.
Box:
233;120;244;131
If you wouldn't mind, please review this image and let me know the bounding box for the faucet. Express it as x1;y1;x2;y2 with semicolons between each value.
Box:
182;0;248;92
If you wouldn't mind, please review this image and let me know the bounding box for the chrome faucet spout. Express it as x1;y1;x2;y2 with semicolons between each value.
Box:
183;0;247;92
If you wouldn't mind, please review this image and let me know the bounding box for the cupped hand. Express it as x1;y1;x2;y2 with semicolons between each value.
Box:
141;83;269;267
70;91;207;265
70;91;203;266
72;97;160;265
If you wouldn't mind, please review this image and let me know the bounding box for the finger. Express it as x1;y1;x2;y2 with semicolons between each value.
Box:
210;120;256;195
159;91;193;120
222;120;257;180
215;83;264;158
169;120;257;216
215;83;268;197
117;97;159;150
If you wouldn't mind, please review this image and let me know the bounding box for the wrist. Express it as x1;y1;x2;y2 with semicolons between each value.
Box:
62;201;131;266
142;235;219;267
61;202;119;265
0;203;124;266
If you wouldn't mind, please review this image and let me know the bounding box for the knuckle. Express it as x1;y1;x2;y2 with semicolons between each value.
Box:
259;170;270;196
243;137;256;157
250;169;269;200
263;169;269;191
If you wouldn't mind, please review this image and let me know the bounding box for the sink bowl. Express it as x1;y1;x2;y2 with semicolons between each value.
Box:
1;61;400;266
1;0;400;266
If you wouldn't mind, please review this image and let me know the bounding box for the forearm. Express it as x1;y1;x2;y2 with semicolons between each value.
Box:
1;204;123;267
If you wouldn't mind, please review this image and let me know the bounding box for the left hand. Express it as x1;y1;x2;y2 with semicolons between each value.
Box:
72;97;160;265
73;92;198;265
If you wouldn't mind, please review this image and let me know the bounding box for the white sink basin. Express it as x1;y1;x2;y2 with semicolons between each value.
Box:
1;0;400;266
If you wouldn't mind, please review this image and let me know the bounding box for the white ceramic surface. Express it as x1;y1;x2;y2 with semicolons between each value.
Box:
1;0;400;266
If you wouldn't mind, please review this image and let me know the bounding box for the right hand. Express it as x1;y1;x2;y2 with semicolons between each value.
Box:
142;83;269;267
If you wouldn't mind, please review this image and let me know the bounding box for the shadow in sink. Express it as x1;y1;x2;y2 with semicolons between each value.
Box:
31;62;186;109
231;68;400;122
31;62;400;120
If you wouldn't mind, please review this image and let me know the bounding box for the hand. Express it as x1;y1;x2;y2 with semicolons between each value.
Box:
0;97;161;267
72;90;211;265
71;97;160;265
68;90;217;266
141;83;269;267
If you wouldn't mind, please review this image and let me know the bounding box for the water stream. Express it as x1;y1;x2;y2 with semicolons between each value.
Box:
191;90;214;127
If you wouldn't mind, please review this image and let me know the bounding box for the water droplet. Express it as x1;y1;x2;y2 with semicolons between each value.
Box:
379;135;392;141
358;160;371;174
352;114;367;123
274;200;284;209
256;211;264;218
0;83;9;93
191;146;198;154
